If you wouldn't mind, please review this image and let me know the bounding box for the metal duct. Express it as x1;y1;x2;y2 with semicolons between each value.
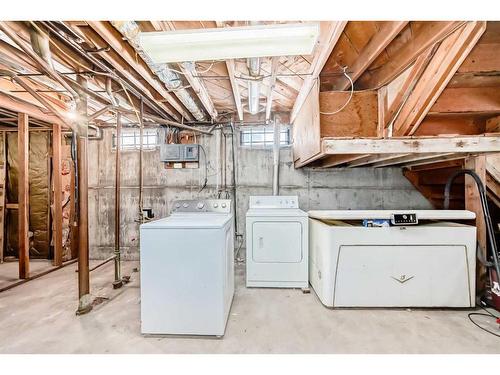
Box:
272;119;280;196
111;21;206;122
28;25;54;70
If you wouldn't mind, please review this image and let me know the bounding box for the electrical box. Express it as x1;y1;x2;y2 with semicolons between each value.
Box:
160;144;199;162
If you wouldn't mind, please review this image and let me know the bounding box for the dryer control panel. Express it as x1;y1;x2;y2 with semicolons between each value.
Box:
171;199;231;214
249;196;299;209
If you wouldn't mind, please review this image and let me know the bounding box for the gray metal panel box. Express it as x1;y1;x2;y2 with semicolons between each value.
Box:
160;144;199;162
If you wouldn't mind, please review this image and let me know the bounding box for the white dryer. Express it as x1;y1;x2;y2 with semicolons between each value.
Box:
140;199;234;336
246;196;308;288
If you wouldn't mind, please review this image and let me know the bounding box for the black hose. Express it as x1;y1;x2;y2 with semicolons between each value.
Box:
444;169;500;290
71;131;79;220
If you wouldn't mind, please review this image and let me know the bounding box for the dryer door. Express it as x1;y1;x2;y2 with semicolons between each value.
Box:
252;221;302;263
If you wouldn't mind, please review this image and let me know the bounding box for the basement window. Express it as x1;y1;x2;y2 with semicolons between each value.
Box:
240;126;290;148
112;128;159;150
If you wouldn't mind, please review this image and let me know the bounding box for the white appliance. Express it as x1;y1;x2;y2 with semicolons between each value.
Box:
308;210;477;308
246;196;308;288
140;199;234;336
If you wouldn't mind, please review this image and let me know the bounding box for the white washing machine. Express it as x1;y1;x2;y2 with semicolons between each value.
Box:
140;199;234;336
246;196;308;288
308;210;477;308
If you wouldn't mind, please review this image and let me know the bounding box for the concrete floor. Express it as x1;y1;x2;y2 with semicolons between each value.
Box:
0;259;55;290
0;260;498;354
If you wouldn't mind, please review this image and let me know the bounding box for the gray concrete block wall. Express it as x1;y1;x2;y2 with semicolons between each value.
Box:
88;126;432;260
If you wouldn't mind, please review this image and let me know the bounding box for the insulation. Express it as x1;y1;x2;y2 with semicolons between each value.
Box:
6;131;50;259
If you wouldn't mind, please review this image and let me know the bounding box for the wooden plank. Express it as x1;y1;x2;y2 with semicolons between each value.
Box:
346;153;411;167
316;154;368;168
52;124;63;267
464;155;487;291
457;43;500;73
292;80;321;165
415;115;486;136
429;87;500;115
357;21;464;89
226;59;243;121
0;93;65;127
0;132;5;263
290;21;347;123
322;136;500;155
393;22;487;136
486;116;500;133
373;153;460;168
18;113;29;279
319;90;379;138
329;21;408;90
265;57;280;121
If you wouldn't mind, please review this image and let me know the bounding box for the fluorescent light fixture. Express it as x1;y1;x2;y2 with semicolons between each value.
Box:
138;22;320;63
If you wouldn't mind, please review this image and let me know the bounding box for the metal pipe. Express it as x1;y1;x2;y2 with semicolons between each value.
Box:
0;23;80;104
272;119;280;196
75;255;117;273
113;112;123;289
138;98;144;222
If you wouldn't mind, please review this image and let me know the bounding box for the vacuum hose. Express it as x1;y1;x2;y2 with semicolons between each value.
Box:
444;169;500;290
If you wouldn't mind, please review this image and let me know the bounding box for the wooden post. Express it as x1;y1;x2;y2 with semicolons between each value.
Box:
18;113;29;279
465;155;487;291
76;76;91;315
113;112;122;289
52;123;63;267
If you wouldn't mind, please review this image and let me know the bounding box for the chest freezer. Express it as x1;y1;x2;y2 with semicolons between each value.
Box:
308;210;477;308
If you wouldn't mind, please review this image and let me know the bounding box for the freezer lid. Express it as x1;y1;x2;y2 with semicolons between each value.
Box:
140;213;232;229
307;209;476;221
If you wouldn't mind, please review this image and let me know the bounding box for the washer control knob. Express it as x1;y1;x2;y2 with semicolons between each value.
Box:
213;203;219;208
197;202;205;209
221;203;227;208
182;203;189;208
175;203;181;208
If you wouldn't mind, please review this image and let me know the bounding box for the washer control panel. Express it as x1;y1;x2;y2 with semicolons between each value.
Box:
249;196;299;209
171;199;231;214
390;213;418;226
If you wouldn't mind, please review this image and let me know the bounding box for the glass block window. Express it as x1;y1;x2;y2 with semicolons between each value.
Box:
240;126;290;148
112;128;159;150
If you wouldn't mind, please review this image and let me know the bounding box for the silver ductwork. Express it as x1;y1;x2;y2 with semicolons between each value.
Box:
272;119;280;196
29;26;54;70
111;21;206;122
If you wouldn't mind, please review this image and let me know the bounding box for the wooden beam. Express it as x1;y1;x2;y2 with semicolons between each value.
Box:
393;21;487;136
80;23;186;122
486;116;500;133
373;152;460;168
464;155;487;291
322;135;499;155
330;21;408;91
290;21;347;123
429;87;500;115
356;21;464;89
316;154;368;168
346;153;411;167
151;21;218;120
0;92;65;127
226;59;244;121
52;123;63;267
18;113;29;279
415;115;486;136
265;57;280;121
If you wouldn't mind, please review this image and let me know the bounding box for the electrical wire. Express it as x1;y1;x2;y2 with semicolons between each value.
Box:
319;66;354;115
468;312;500;338
198;144;208;193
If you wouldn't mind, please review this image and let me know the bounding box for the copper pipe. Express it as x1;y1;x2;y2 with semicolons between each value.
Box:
113;112;123;289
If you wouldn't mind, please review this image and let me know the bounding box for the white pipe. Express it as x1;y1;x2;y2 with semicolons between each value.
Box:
272;119;280;196
247;80;260;115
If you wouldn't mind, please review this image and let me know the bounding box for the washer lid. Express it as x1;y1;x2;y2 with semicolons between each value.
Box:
141;213;232;229
246;208;308;217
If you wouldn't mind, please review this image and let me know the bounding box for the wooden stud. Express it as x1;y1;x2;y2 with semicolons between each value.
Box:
226;59;244;121
393;22;487;136
356;21;464;89
18;113;29;279
329;21;408;91
52;123;63;267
